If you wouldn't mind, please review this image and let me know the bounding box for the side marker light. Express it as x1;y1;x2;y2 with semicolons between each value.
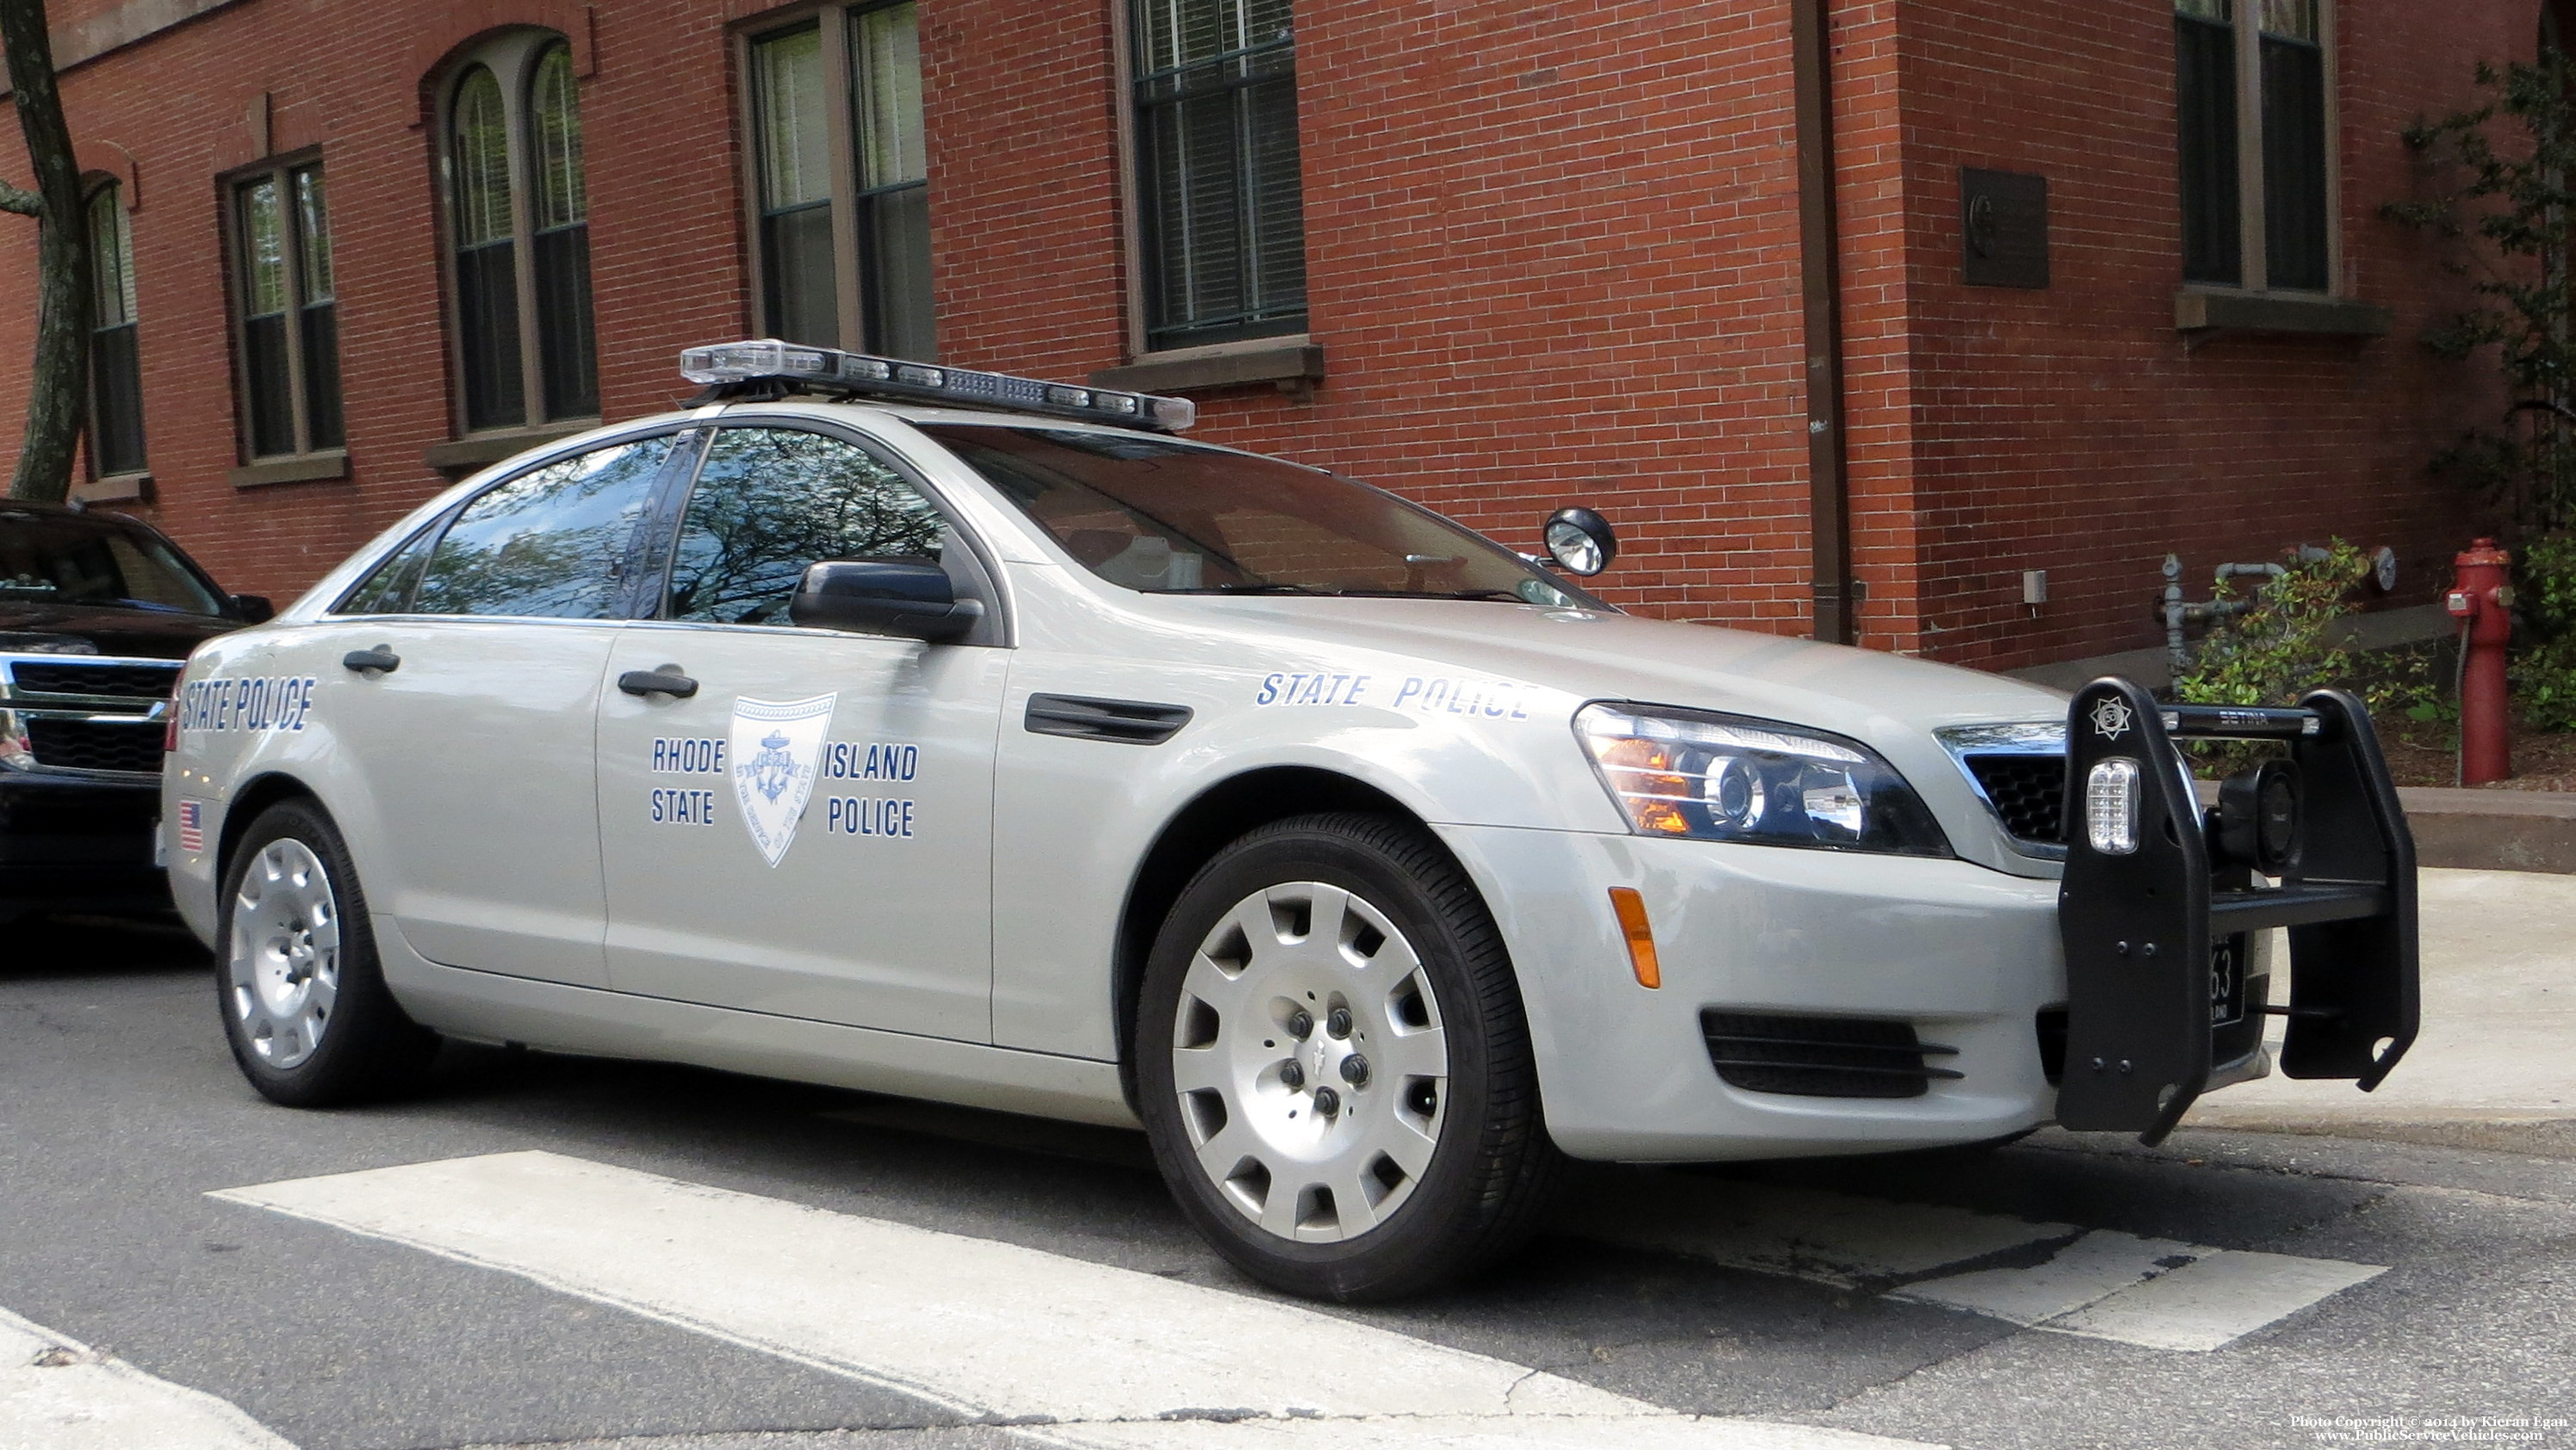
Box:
1608;887;1661;989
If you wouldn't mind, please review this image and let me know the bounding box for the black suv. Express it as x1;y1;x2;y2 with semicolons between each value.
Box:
1;502;268;921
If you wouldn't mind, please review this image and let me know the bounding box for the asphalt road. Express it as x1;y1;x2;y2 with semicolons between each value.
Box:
2;914;2569;1450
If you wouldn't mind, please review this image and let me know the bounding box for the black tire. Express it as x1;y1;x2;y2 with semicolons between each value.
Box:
1134;812;1560;1301
215;799;437;1106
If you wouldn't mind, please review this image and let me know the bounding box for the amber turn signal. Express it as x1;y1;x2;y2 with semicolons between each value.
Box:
1608;886;1660;989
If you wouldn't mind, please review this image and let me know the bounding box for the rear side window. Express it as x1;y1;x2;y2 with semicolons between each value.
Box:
662;426;949;626
409;437;676;618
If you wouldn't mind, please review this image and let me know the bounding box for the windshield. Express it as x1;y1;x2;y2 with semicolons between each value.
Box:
916;424;1603;608
0;511;227;615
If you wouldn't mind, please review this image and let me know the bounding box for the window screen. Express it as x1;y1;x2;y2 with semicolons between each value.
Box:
2175;0;2242;286
1133;0;1307;349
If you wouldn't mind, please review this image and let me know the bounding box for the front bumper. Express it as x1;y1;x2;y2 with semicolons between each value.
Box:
0;768;169;916
1444;822;2064;1162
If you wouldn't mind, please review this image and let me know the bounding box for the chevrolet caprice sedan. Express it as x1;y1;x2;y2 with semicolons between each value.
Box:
165;342;2417;1300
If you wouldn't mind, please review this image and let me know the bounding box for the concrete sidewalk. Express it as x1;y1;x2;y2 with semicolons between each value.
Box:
2189;867;2576;1143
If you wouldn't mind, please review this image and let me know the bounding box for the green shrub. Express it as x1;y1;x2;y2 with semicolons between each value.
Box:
2516;531;2576;730
2173;541;2374;710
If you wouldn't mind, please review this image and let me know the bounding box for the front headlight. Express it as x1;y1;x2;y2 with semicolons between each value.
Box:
1574;702;1951;856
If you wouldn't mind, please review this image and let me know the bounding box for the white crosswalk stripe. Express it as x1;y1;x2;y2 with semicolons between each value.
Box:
210;1151;1938;1450
1555;1173;2384;1350
0;1305;289;1450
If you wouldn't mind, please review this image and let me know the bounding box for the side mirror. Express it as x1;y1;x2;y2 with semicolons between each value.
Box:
1542;507;1617;577
790;558;983;643
230;594;275;623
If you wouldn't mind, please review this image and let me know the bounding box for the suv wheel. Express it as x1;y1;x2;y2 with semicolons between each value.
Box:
217;800;436;1106
1135;813;1559;1301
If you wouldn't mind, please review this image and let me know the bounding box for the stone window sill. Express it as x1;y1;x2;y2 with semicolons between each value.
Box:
70;472;152;504
423;421;599;474
229;449;350;489
2175;288;2392;338
1090;336;1325;395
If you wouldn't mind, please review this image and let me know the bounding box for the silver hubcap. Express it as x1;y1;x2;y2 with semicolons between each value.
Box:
227;840;342;1071
1170;882;1449;1243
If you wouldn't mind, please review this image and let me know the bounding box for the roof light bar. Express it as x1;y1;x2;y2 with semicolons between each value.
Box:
680;340;1197;432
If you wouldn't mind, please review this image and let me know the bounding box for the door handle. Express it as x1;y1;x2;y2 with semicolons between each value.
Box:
342;647;400;674
618;668;698;698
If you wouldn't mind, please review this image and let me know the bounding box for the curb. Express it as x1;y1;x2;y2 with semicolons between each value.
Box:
2398;786;2576;875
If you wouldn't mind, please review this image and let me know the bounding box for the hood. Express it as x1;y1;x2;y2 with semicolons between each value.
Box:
1154;597;2068;740
0;599;239;660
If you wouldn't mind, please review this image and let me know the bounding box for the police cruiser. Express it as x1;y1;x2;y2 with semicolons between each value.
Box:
165;341;2420;1300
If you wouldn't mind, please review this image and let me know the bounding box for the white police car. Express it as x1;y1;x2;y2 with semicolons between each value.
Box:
165;342;2419;1300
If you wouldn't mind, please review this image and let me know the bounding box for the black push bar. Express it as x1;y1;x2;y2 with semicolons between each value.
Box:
2055;678;2418;1145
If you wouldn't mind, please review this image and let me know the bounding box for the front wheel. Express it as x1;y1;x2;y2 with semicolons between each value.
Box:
216;800;437;1106
1135;813;1559;1301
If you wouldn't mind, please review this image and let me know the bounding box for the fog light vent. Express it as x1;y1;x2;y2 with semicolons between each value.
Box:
1700;1012;1962;1100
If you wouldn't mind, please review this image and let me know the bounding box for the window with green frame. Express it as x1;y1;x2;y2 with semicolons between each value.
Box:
2173;0;2331;292
232;159;343;459
444;32;599;433
746;2;934;360
1131;0;1307;350
85;183;146;479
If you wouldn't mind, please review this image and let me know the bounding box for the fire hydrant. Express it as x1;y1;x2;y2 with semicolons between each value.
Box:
2448;538;2513;785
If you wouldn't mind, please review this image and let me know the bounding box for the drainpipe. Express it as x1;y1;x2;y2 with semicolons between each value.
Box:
1791;0;1854;646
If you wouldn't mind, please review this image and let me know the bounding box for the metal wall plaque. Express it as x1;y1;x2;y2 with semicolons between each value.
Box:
1961;168;2050;289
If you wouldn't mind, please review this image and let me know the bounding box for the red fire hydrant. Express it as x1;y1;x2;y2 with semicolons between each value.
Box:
2448;538;2513;786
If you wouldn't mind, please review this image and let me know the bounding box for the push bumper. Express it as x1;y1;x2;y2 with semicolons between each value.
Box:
0;767;169;917
1443;821;2065;1162
2056;680;2418;1143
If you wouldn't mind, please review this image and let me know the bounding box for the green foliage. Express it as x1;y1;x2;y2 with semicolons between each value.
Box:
2383;51;2576;532
2516;530;2576;729
2173;542;2374;710
2172;542;2425;771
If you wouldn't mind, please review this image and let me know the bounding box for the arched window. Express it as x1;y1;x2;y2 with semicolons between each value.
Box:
442;33;598;435
86;181;146;479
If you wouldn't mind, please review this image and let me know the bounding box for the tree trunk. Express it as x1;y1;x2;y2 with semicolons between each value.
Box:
1;0;90;505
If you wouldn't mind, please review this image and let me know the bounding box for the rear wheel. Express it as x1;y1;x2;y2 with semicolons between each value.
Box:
217;800;436;1106
1135;813;1559;1301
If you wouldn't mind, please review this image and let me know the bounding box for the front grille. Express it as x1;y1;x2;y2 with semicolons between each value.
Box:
1965;753;2065;844
25;717;164;773
10;660;180;698
1700;1011;1963;1099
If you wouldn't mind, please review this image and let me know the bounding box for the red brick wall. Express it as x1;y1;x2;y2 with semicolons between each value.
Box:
0;0;755;600
0;0;2536;672
1878;0;2521;670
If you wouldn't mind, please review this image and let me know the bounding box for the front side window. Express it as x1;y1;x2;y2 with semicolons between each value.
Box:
746;3;934;357
1132;0;1307;350
411;436;675;618
232;161;344;459
664;427;949;625
85;183;146;478
2174;0;2331;291
919;424;1591;607
444;34;599;432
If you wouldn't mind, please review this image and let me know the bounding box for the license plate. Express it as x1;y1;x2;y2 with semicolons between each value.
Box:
2210;933;2250;1026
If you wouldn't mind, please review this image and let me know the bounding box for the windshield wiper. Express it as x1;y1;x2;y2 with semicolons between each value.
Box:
1329;588;1535;603
1157;583;1340;596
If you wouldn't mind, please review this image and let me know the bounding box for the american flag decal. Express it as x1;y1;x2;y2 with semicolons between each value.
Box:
177;800;204;853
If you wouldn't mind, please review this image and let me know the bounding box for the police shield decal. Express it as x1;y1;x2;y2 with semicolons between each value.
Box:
729;694;838;867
